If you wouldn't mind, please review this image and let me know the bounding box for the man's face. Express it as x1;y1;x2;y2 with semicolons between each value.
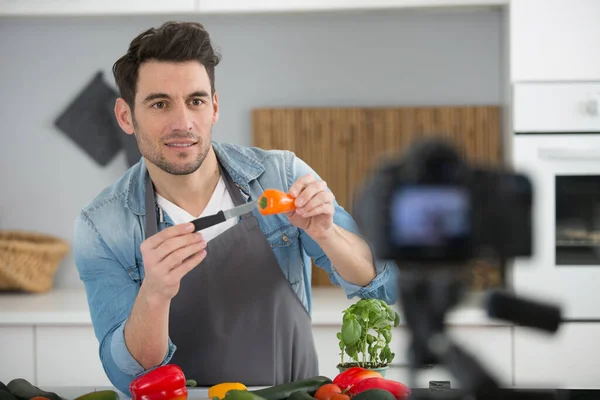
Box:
129;60;219;175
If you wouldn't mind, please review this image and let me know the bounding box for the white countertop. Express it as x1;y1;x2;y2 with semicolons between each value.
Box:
39;386;257;400
0;286;506;326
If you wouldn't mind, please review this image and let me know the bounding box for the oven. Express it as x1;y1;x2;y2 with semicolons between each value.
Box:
511;82;600;320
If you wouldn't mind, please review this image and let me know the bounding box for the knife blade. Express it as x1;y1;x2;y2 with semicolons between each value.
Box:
191;200;258;232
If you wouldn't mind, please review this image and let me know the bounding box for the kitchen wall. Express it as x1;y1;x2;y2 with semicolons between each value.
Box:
0;8;505;289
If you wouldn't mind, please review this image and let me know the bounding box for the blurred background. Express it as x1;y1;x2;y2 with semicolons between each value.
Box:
0;5;506;289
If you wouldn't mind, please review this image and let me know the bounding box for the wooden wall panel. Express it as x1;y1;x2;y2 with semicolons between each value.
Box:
252;106;503;289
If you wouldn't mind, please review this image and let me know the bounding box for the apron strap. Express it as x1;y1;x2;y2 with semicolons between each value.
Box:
216;159;254;220
145;174;159;238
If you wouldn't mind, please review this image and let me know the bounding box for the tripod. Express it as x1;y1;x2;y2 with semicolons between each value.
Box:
396;263;564;400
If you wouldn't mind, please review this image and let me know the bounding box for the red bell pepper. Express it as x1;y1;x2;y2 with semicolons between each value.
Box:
129;364;188;400
332;367;382;391
347;377;410;400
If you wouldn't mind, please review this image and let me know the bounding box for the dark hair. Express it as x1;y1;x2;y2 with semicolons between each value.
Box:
112;21;221;108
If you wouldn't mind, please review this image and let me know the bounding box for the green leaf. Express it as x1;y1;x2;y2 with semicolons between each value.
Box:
367;301;379;315
369;311;379;323
386;308;395;321
366;333;377;344
341;316;362;346
382;329;391;343
345;344;359;360
373;318;391;329
343;311;353;323
361;307;369;321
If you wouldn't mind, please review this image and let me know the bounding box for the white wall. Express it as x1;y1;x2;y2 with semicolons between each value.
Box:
0;8;504;289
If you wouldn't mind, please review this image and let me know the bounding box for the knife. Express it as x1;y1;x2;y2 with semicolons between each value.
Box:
191;200;258;232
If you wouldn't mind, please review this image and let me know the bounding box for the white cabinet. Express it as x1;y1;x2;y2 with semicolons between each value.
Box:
0;0;196;16
510;0;600;82
514;323;600;389
197;0;506;14
312;325;513;388
0;0;506;15
0;326;35;384
35;325;112;387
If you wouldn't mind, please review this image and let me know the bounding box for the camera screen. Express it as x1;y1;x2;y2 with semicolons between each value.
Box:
390;185;471;251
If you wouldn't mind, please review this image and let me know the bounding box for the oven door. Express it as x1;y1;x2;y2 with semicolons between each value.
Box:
512;134;600;320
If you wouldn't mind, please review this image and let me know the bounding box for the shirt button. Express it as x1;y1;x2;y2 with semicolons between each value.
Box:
282;234;289;242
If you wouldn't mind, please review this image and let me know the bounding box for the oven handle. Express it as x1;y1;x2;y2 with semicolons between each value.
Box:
538;147;600;160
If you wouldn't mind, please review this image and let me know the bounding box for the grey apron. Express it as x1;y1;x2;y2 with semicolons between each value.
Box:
144;162;319;386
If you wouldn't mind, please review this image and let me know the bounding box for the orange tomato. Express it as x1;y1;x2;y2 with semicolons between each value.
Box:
257;189;296;215
314;383;342;400
330;394;351;400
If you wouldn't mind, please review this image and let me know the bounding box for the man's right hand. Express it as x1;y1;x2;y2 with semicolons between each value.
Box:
139;222;207;302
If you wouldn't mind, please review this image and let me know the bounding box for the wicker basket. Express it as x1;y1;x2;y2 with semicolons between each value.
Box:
0;231;70;293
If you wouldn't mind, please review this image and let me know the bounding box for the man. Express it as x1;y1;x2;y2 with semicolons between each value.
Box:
73;21;398;396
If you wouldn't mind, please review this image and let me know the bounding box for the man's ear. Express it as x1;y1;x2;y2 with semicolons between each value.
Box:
114;98;135;135
212;92;220;125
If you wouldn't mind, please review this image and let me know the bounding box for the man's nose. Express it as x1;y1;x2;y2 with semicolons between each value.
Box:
169;103;193;132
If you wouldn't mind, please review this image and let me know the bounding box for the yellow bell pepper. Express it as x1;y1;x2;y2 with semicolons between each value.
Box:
208;382;248;400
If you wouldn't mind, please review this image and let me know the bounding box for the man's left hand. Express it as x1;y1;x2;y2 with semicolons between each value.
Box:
286;174;335;240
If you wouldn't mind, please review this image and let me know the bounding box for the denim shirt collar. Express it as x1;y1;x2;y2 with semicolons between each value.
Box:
125;141;266;216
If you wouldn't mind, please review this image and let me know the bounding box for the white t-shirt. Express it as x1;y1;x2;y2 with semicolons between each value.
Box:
155;177;237;242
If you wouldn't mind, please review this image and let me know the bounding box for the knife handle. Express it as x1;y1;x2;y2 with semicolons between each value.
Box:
192;211;225;232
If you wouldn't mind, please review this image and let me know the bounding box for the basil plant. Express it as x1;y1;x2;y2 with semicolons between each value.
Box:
337;298;401;368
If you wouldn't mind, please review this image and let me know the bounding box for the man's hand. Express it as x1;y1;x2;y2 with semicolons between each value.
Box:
286;174;335;240
139;222;207;302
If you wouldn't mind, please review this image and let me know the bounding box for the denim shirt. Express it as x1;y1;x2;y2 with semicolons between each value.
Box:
73;142;398;395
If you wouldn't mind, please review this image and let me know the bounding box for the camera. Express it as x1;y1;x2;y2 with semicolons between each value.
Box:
353;136;533;263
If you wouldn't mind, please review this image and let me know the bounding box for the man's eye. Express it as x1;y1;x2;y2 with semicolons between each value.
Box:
152;102;166;109
191;99;203;106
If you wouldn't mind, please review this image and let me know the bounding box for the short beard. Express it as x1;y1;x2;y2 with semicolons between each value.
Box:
132;116;211;176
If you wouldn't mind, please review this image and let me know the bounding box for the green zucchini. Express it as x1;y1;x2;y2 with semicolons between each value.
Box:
0;391;18;400
223;390;267;400
287;390;315;400
74;389;120;400
250;376;332;400
0;382;8;393
6;378;65;400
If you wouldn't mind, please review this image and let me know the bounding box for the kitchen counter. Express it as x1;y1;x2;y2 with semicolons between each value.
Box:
38;386;253;400
0;286;505;326
35;386;600;400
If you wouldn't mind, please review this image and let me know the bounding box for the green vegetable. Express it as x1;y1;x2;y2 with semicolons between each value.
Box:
287;390;315;400
250;376;332;400
337;299;400;368
352;389;396;400
186;379;198;387
0;382;8;393
74;389;120;400
0;391;18;400
7;378;65;400
223;390;267;400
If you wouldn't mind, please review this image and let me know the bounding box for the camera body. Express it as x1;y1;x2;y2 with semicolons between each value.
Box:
353;137;533;264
